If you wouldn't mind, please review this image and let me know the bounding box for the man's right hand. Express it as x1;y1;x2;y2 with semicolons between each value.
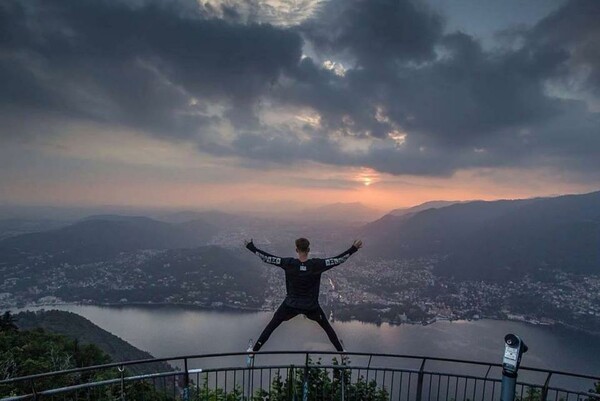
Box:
244;239;258;252
352;239;363;249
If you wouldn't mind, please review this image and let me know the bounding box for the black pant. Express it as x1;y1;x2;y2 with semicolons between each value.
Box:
253;302;344;352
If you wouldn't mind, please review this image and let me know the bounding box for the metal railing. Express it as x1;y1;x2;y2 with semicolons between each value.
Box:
1;351;599;401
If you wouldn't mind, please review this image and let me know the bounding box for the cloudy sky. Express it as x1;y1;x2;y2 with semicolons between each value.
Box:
1;0;599;212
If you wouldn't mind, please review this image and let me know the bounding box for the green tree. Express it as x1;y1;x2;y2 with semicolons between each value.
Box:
587;381;600;401
253;357;388;401
188;374;243;401
0;326;173;400
0;311;17;332
516;386;541;401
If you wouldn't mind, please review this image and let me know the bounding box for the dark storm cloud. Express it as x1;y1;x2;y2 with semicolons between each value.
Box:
384;31;568;144
291;0;568;145
264;0;599;175
529;0;600;93
0;0;302;138
302;0;444;68
0;0;599;178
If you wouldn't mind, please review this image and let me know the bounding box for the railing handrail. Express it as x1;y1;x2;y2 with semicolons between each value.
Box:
3;361;600;401
1;350;599;386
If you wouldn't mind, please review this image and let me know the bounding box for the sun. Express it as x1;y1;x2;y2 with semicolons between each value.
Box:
356;168;379;187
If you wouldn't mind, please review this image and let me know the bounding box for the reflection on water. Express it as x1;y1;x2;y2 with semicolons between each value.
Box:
14;304;600;377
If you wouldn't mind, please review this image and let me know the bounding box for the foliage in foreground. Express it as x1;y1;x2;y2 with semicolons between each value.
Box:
191;357;388;401
0;311;171;400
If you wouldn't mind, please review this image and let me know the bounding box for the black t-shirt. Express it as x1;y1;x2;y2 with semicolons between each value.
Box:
246;242;358;310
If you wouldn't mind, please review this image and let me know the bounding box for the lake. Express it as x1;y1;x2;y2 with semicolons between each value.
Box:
15;304;600;379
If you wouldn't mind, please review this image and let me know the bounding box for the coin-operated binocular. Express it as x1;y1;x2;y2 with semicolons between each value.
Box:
501;334;528;401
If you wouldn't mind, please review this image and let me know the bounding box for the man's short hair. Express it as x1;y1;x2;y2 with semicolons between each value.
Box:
295;238;310;253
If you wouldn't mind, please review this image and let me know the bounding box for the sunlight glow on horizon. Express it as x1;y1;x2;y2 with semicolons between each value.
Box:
1;131;597;213
357;168;380;187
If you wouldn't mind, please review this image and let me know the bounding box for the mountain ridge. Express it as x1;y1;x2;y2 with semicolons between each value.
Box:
0;216;217;264
15;309;172;374
362;190;600;280
388;200;462;217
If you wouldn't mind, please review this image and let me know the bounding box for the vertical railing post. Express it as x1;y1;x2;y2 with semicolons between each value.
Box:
30;379;38;401
340;355;346;401
541;373;552;401
182;358;190;401
302;353;309;401
415;358;427;401
482;365;493;401
118;365;125;401
249;357;255;400
287;366;295;401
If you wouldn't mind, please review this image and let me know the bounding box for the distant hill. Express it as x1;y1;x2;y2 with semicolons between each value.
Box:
162;203;384;224
388;200;462;217
299;202;383;222
362;191;600;280
0;216;217;264
82;214;150;222
15;310;172;374
363;198;534;257
0;218;70;240
159;210;256;228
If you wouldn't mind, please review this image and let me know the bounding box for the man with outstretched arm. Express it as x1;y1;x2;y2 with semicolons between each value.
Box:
244;237;362;356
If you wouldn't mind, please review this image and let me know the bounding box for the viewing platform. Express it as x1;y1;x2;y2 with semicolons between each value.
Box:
1;351;599;401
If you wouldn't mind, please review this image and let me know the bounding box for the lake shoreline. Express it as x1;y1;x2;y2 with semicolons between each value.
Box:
12;300;600;338
10;301;600;377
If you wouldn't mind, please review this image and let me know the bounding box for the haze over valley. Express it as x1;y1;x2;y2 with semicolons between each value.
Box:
2;191;599;336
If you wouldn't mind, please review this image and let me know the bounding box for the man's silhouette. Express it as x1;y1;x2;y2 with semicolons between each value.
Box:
244;237;362;353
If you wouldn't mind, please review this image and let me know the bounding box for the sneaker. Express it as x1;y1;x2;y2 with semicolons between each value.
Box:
246;339;255;367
